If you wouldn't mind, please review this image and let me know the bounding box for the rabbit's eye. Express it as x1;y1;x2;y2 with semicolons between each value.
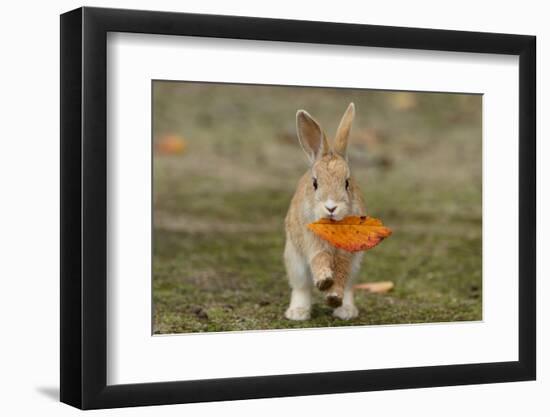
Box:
313;178;318;190
345;179;350;190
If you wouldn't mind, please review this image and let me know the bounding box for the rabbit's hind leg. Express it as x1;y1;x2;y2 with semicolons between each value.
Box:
284;239;312;321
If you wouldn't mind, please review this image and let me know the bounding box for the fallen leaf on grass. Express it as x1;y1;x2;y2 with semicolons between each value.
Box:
156;133;187;155
353;281;394;293
307;216;392;252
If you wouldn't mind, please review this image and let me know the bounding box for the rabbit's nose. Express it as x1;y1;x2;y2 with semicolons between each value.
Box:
325;205;337;214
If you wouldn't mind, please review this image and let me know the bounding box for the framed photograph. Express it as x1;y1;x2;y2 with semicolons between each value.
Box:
60;6;536;409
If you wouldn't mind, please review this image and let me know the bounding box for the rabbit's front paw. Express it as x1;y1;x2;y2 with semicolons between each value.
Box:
325;291;343;308
314;267;334;291
333;304;359;320
285;307;311;321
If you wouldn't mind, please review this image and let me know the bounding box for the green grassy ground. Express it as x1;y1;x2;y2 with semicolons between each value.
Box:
152;82;482;334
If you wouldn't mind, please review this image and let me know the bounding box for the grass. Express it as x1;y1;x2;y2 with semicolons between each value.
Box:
152;82;482;334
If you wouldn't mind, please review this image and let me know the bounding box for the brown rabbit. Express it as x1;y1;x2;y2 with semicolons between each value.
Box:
284;103;366;321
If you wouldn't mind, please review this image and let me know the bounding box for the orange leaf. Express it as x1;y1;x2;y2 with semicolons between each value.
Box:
353;281;394;293
307;215;392;253
156;134;187;155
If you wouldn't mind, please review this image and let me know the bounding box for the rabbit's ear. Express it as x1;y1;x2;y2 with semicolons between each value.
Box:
334;102;355;157
296;110;329;163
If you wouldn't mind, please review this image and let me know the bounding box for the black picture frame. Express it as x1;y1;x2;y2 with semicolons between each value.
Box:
60;6;536;410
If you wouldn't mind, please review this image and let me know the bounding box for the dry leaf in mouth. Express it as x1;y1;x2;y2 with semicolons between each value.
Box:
307;215;392;252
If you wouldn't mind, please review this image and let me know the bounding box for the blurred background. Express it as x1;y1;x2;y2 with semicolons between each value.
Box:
152;81;482;334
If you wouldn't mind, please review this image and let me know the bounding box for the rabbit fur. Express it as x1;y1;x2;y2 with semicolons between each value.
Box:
284;103;366;321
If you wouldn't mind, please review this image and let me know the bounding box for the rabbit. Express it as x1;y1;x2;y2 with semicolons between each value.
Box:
284;103;366;321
